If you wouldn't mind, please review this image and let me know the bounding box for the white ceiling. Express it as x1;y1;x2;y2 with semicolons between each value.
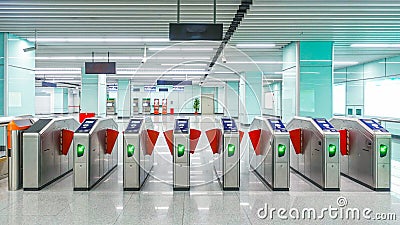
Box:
1;0;400;86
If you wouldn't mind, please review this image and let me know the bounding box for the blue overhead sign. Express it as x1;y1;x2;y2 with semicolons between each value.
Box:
144;86;156;91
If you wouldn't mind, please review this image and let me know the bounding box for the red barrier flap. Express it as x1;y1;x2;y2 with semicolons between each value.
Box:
189;129;201;154
339;129;349;155
289;129;302;154
106;129;119;154
146;129;159;155
239;130;244;143
61;129;74;155
206;129;222;154
249;129;262;155
79;113;95;123
163;130;174;155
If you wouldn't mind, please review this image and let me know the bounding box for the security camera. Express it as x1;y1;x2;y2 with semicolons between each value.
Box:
141;58;147;64
221;55;227;63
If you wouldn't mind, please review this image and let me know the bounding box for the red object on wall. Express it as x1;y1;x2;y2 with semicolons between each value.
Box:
248;129;262;155
146;129;160;155
61;129;74;155
189;129;201;154
206;129;222;154
163;130;174;155
105;129;119;154
239;130;244;143
170;108;174;115
339;129;349;155
79;113;95;123
289;129;302;154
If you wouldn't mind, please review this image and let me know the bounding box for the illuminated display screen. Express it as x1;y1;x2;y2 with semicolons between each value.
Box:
174;119;189;133
125;119;143;133
313;118;337;132
268;119;287;132
76;119;97;133
221;118;238;132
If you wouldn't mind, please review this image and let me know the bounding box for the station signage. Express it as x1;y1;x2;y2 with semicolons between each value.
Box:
173;86;185;91
144;86;156;92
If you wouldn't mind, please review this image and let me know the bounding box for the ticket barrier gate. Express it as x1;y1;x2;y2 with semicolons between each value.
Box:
22;117;79;190
123;117;159;191
206;117;240;190
73;118;119;191
287;117;340;191
330;117;391;191
7;118;35;190
248;117;290;191
164;118;201;191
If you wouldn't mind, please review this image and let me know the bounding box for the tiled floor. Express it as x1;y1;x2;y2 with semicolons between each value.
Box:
0;115;399;224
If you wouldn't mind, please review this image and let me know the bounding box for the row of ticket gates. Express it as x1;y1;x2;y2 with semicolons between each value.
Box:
5;115;391;192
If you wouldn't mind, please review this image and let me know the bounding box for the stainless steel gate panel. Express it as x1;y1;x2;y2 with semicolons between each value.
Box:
330;117;391;191
74;118;118;191
287;117;340;191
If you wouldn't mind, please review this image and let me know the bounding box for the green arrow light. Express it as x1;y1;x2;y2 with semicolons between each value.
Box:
77;144;85;157
127;144;135;157
228;144;235;157
177;144;185;157
278;144;286;157
380;144;388;157
328;144;336;157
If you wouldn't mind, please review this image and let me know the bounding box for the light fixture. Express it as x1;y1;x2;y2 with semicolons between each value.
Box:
226;61;293;64
333;61;359;65
35;56;210;60
27;38;169;43
149;47;213;51
351;43;400;48
221;48;227;63
236;43;276;48
35;71;81;75
161;63;207;66
23;29;37;52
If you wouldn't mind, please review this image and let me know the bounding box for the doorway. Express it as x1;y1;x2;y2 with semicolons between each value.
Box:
201;94;214;115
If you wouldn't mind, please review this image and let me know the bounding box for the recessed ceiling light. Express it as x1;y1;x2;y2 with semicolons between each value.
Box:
149;47;213;51
27;38;169;43
351;44;400;48
236;44;276;48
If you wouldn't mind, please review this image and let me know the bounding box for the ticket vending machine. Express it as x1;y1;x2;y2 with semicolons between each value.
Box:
172;118;190;190
73;118;119;191
142;98;151;115
7;118;35;190
330;117;391;191
22;117;79;190
249;117;290;191
132;98;139;114
206;117;240;190
162;99;168;115
154;99;160;115
123;117;159;191
287;117;340;191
